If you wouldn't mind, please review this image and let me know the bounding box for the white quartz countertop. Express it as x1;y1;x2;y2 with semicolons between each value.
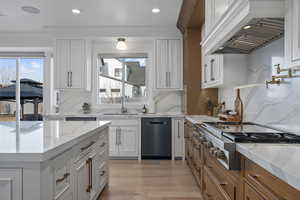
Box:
185;115;220;124
185;115;300;192
45;112;185;120
237;143;300;191
0;120;110;162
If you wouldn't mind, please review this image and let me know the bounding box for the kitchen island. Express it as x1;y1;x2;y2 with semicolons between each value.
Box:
0;120;110;200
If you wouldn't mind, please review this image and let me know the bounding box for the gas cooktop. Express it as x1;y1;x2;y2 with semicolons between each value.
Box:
201;122;300;143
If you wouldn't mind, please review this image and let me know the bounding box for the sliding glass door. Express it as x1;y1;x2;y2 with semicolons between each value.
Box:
0;56;44;121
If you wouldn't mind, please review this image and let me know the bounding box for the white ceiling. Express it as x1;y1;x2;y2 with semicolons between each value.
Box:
0;0;183;31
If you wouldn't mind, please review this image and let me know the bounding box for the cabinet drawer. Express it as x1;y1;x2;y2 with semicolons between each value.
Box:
73;133;99;162
244;158;300;200
203;167;230;200
97;162;108;191
206;151;238;200
0;169;22;200
97;134;108;152
51;149;73;200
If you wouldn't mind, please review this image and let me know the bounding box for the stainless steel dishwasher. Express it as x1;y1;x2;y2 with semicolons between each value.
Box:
141;117;171;159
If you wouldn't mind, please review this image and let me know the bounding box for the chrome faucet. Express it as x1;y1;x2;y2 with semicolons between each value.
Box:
121;96;127;113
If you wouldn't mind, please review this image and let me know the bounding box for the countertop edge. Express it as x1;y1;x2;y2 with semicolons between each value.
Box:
0;121;111;163
236;144;300;192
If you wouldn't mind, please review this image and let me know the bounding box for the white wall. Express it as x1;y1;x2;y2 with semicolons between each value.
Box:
219;38;300;131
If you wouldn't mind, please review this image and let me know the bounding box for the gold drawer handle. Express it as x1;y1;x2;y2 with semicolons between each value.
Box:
81;141;95;151
100;170;106;176
100;142;106;148
56;173;70;184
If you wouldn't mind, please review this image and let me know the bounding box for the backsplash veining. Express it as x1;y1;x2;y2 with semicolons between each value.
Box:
219;39;300;132
58;90;182;114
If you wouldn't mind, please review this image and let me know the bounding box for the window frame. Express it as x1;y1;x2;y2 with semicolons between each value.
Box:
92;43;153;109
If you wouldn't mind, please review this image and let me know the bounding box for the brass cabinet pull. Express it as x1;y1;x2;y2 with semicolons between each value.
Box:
70;71;73;87
67;72;70;87
56;173;70;184
100;142;106;148
81;141;95;151
177;121;180;138
210;58;215;81
100;170;106;177
86;158;92;193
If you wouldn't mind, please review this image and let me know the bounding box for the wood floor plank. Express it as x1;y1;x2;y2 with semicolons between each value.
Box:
99;160;202;200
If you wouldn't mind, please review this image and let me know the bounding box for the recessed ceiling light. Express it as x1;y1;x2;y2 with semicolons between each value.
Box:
243;25;252;30
219;47;224;50
152;8;160;13
21;6;40;14
72;9;81;14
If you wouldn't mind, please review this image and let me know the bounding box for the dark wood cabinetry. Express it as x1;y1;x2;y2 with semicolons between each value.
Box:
184;121;300;200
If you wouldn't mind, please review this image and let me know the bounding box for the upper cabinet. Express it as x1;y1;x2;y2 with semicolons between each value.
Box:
285;0;300;68
155;39;183;90
204;0;231;38
202;53;247;88
54;39;91;91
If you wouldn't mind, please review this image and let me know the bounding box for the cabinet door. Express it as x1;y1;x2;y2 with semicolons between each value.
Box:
55;39;70;89
74;158;89;200
292;0;300;61
168;39;182;89
214;0;230;25
70;40;85;89
173;119;184;158
109;127;119;157
119;126;138;157
244;182;265;200
205;0;215;35
0;169;22;200
89;152;98;200
156;40;169;89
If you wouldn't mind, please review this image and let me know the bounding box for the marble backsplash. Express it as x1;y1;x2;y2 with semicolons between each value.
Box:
57;90;182;114
219;38;300;133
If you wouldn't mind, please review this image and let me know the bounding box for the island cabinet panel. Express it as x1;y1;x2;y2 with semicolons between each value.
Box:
243;158;300;200
0;169;22;200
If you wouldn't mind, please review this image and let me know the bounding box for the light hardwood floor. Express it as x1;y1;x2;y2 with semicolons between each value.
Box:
99;160;202;200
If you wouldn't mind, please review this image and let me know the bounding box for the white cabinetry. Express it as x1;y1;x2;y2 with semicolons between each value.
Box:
54;39;91;90
202;53;247;88
108;119;139;158
156;39;183;90
205;0;231;37
285;0;300;67
0;169;22;200
172;118;185;160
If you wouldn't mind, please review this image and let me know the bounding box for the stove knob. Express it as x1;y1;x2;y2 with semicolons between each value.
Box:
216;150;226;160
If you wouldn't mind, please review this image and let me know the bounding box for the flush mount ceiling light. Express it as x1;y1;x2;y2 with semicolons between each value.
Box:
243;25;252;30
72;8;81;14
152;8;160;13
116;38;127;50
21;6;40;14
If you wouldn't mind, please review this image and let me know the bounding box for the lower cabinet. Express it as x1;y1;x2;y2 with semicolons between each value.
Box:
108;120;138;158
185;120;300;200
0;169;22;200
173;118;185;159
244;183;264;200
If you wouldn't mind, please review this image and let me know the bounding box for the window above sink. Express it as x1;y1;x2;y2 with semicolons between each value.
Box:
97;54;148;105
